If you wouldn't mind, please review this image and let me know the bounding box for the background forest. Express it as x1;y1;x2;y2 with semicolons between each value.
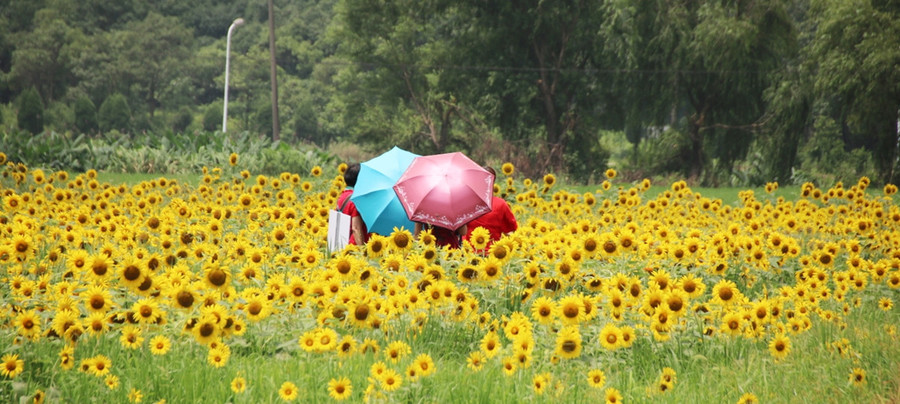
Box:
0;0;898;186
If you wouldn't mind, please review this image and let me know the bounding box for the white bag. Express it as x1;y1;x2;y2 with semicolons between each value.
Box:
327;209;351;252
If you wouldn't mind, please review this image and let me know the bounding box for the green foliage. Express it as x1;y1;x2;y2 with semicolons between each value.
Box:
0;130;94;171
171;107;194;133
1;0;898;184
794;116;876;186
73;95;98;134
16;87;43;134
98;93;132;133
0;128;336;176
45;100;75;133
202;103;221;132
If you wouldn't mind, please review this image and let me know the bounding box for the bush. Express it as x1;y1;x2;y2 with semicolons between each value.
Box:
202;103;221;132
796;117;876;186
16;87;43;135
46;101;74;133
98;93;132;133
171;107;194;133
73;96;98;135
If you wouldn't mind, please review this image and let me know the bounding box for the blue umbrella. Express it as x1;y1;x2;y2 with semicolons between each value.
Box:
350;146;420;235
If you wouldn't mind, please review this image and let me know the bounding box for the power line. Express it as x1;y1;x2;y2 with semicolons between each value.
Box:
317;60;770;75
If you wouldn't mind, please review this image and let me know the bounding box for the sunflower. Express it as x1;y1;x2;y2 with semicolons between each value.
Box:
556;294;585;325
84;311;109;336
737;392;759;404
501;162;514;176
243;295;272;322
879;297;893;311
146;335;171;355
384;340;410;363
229;153;239;166
366;235;387;257
298;331;317;352
468;226;491;250
117;256;146;288
599;323;622;350
348;299;373;328
381;368;403;391
480;257;503;282
676;274;707;299
481;330;502;358
327;377;352;401
131;298;161;324
14;309;41;338
849;367;866;386
768;333;791;360
231;376;247;393
127;388;142;403
208;345;230;368
712;280;742;306
604;387;623;404
587;369;606;389
501;356;517;376
59;345;75;370
203;263;232;290
314;327;339;352
389;228;414;251
605;168;617;179
104;374;120;390
533;373;551;395
87;253;113;279
89;355;112;377
413;353;436;377
279;381;299;401
119;325;144;349
543;173;556;187
170;285;197;310
555;326;582;359
530;296;556;325
192;315;221;345
720;311;745;337
466;351;485;372
1;354;24;378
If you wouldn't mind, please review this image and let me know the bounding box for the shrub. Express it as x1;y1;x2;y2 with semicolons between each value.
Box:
98;93;132;133
73;96;98;135
16;87;43;135
171;107;194;133
202;103;221;132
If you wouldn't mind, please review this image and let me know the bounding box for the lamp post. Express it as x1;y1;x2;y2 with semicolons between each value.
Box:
223;17;244;133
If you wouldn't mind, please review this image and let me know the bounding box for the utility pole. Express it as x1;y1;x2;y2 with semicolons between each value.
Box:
268;0;280;141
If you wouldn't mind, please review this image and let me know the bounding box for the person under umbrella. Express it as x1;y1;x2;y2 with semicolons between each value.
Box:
464;166;517;250
393;152;492;250
415;221;468;249
335;163;370;246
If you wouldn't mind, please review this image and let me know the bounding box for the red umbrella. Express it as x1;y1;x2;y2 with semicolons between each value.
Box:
393;152;494;231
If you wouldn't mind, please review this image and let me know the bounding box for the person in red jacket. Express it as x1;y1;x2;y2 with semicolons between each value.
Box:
335;163;370;245
464;166;517;249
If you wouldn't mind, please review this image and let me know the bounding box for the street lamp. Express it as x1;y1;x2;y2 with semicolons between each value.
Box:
223;17;244;133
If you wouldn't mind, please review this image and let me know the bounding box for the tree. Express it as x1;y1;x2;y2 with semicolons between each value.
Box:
17;87;44;134
611;0;796;184
98;93;132;133
10;8;86;103
73;12;194;123
805;0;900;183
202;103;222;132
73;95;98;134
332;0;486;155
460;0;615;175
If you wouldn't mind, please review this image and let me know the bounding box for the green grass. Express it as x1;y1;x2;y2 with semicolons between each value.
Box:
6;302;896;403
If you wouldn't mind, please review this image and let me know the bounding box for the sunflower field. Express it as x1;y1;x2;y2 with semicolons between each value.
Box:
1;153;899;403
